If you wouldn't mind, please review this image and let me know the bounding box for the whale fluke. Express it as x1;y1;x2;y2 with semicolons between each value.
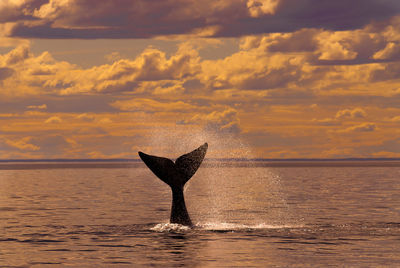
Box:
138;143;208;226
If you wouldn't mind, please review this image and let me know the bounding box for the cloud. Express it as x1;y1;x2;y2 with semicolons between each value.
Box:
0;67;14;80
4;137;40;151
341;122;377;133
2;0;399;39
104;51;122;62
45;116;62;123
76;113;95;122
182;108;242;134
2;23;400;99
312;118;340;126
111;98;196;113
65;137;79;147
241;28;320;52
390;115;400;122
316;31;358;60
1;3;400;159
0;43;200;97
1;44;30;65
201;47;308;90
62;44;199;94
335;108;366;119
0;0;48;22
313;108;367;126
247;0;280;17
27;104;47;109
373;42;400;60
241;24;400;66
98;117;112;124
370;62;400;82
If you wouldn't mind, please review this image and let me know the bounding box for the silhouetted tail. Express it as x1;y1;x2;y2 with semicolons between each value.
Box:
138;143;208;226
138;143;208;188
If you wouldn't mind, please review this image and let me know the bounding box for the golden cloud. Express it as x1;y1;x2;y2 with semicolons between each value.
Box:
335;108;366;120
27;104;47;110
2;23;400;99
76;113;95;122
247;0;280;17
111;98;196;113
1;13;400;159
4;137;40;151
340;122;377;133
45;116;62;123
181;108;242;134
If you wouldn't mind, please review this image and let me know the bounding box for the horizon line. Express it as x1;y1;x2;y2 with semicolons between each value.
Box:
1;157;400;163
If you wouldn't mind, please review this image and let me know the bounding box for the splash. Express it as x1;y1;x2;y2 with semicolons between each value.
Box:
186;165;296;227
150;223;191;232
142;128;298;228
143;126;252;159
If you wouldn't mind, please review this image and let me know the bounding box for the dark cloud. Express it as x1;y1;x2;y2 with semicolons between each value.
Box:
274;0;398;31
267;29;319;52
0;67;14;80
237;66;302;90
370;62;400;82
0;0;47;23
3;0;400;39
223;0;400;37
7;0;219;38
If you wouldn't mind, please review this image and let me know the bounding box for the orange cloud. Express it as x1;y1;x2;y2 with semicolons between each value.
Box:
4;137;40;151
340;123;377;133
27;104;47;110
247;0;280;17
111;98;195;113
2;23;400;99
181;108;242;134
390;115;400;122
1;7;400;159
76;113;95;122
373;42;400;60
45;116;62;123
335;108;366;120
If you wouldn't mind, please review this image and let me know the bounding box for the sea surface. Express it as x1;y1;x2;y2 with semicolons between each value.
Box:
0;161;399;267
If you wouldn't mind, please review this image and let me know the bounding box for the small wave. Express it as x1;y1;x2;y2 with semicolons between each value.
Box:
150;223;191;232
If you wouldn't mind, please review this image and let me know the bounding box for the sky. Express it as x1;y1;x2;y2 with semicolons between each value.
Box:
1;0;400;159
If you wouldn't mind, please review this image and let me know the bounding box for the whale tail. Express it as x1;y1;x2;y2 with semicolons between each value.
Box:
138;143;208;188
138;143;208;226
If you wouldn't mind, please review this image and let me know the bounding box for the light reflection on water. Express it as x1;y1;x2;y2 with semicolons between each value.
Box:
0;163;399;267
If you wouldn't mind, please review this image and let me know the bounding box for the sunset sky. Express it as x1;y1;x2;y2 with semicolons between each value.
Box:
1;0;400;159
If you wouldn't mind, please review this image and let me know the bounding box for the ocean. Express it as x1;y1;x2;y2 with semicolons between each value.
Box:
0;161;399;267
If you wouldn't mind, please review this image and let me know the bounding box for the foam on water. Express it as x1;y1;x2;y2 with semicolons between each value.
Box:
150;223;191;232
197;222;304;231
150;222;304;232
